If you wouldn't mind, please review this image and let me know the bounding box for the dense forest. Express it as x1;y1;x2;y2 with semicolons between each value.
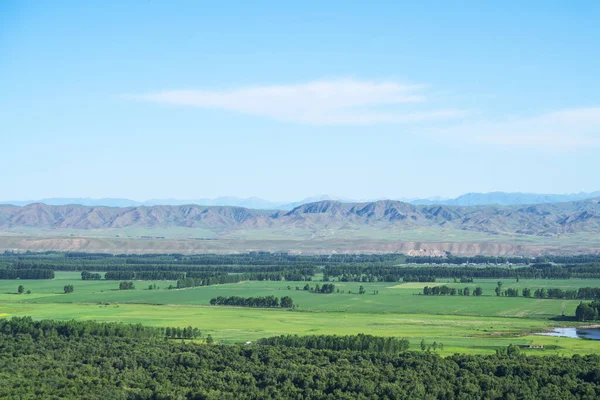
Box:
1;318;599;399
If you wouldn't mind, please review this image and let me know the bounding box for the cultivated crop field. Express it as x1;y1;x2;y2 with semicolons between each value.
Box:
2;272;599;355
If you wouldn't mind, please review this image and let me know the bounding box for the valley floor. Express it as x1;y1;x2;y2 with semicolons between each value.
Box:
2;273;599;356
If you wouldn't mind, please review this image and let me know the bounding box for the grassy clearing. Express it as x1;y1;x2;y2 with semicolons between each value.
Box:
1;301;595;356
3;276;589;317
0;302;552;353
2;273;600;355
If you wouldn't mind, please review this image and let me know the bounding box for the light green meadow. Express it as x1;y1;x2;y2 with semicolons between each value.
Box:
2;273;600;355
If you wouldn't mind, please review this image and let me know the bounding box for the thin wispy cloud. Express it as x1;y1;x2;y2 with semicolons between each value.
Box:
438;107;600;149
130;79;600;149
130;79;464;125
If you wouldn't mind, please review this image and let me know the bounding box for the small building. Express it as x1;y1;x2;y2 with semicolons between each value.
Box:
518;344;544;349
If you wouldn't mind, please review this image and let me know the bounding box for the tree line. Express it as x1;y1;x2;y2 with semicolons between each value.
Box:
104;270;186;280
209;295;294;308
81;271;101;280
0;269;54;279
1;251;403;271
324;263;600;281
0;317;199;339
493;286;600;300
176;271;316;290
257;333;410;353
423;286;483;296
302;283;336;293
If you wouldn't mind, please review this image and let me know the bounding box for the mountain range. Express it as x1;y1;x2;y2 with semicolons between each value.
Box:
0;195;338;210
1;197;600;237
2;191;599;209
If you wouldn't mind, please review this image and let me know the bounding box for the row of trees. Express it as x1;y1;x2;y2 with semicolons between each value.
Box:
209;295;294;308
131;271;186;280
103;270;316;284
0;317;188;339
105;270;189;281
324;263;600;281
0;269;54;279
165;326;201;339
302;283;336;293
175;273;245;289
530;287;600;300
105;271;135;280
176;270;316;289
3;250;404;268
81;271;101;280
422;286;483;296
402;275;436;282
495;286;600;300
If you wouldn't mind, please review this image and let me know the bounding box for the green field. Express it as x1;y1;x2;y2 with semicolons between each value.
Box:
2;272;599;356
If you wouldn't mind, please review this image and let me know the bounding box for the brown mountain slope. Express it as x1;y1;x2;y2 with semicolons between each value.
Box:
1;198;599;236
276;199;600;235
0;203;274;230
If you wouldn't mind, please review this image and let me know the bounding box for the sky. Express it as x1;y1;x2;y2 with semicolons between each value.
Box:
1;1;600;202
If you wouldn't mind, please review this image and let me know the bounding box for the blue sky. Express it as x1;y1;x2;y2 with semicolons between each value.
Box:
1;1;599;201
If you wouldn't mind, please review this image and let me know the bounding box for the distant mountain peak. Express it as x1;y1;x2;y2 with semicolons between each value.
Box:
1;198;600;238
2;190;600;209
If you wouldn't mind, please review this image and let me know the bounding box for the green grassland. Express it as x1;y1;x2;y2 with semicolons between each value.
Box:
2;273;600;356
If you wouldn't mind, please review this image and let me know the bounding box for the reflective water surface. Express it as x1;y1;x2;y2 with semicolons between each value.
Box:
536;327;600;340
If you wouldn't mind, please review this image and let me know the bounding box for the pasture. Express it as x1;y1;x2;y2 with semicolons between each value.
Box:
2;272;600;355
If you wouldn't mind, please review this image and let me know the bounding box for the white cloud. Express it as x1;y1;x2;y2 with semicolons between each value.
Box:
437;107;600;149
130;79;464;125
130;79;600;149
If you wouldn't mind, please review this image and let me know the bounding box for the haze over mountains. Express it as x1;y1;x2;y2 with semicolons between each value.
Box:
2;191;600;209
0;195;339;210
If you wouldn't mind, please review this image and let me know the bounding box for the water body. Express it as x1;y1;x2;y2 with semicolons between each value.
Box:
537;327;600;340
